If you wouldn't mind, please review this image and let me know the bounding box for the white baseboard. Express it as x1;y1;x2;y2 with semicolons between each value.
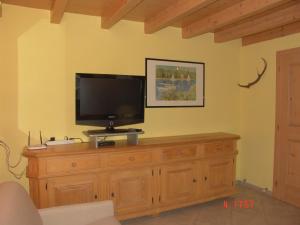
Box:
236;179;273;196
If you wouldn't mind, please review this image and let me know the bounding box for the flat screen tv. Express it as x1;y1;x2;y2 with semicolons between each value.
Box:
76;73;145;132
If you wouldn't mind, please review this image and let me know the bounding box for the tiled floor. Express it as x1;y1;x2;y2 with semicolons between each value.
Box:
122;184;300;225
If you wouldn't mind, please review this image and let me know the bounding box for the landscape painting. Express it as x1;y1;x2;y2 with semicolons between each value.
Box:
146;58;205;107
156;65;196;101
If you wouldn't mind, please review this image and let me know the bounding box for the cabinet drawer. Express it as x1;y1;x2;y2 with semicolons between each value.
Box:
161;145;197;161
204;141;235;156
46;156;101;174
107;152;152;167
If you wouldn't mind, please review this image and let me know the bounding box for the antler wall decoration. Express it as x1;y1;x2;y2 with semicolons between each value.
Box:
238;58;267;88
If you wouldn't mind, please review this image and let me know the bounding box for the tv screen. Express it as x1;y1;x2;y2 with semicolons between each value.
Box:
76;74;145;130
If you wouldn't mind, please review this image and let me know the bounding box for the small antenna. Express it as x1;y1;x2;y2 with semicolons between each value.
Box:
28;131;31;146
39;130;43;144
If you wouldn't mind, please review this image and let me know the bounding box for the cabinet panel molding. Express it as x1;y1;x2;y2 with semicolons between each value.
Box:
47;174;98;207
204;157;235;197
110;168;154;216
160;162;197;205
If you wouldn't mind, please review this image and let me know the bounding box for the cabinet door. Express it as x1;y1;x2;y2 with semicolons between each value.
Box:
110;168;154;215
47;174;99;207
160;162;197;205
204;157;235;197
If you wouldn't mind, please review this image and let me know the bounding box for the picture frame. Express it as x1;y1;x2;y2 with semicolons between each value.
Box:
145;58;205;108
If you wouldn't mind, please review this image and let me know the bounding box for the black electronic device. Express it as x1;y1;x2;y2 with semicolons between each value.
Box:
96;140;115;147
76;73;145;132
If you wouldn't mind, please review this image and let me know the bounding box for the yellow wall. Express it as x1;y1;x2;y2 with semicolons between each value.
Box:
239;33;300;190
0;5;241;187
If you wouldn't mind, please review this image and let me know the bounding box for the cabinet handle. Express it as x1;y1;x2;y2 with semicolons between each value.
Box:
204;176;208;181
193;178;197;183
94;194;98;199
111;192;115;198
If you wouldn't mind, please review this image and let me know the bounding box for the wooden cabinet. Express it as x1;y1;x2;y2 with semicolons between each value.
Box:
160;162;197;206
110;168;154;216
47;174;99;207
204;157;235;197
24;132;239;220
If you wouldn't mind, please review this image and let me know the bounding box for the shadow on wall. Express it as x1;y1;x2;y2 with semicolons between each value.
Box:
17;19;67;139
0;15;67;186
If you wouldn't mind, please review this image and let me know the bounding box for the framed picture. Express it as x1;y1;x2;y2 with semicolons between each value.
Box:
145;58;205;108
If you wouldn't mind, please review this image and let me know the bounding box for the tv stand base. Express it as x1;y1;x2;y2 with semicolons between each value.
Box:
85;130;144;148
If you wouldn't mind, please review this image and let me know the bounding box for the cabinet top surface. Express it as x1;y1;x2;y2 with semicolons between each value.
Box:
23;132;240;158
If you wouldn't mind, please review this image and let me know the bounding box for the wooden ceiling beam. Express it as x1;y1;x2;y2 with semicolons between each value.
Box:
0;1;2;17
144;0;216;34
214;3;300;43
51;0;69;24
242;21;300;46
182;0;290;38
101;0;143;29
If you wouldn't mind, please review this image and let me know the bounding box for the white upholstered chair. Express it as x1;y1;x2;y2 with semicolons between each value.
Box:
0;182;121;225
